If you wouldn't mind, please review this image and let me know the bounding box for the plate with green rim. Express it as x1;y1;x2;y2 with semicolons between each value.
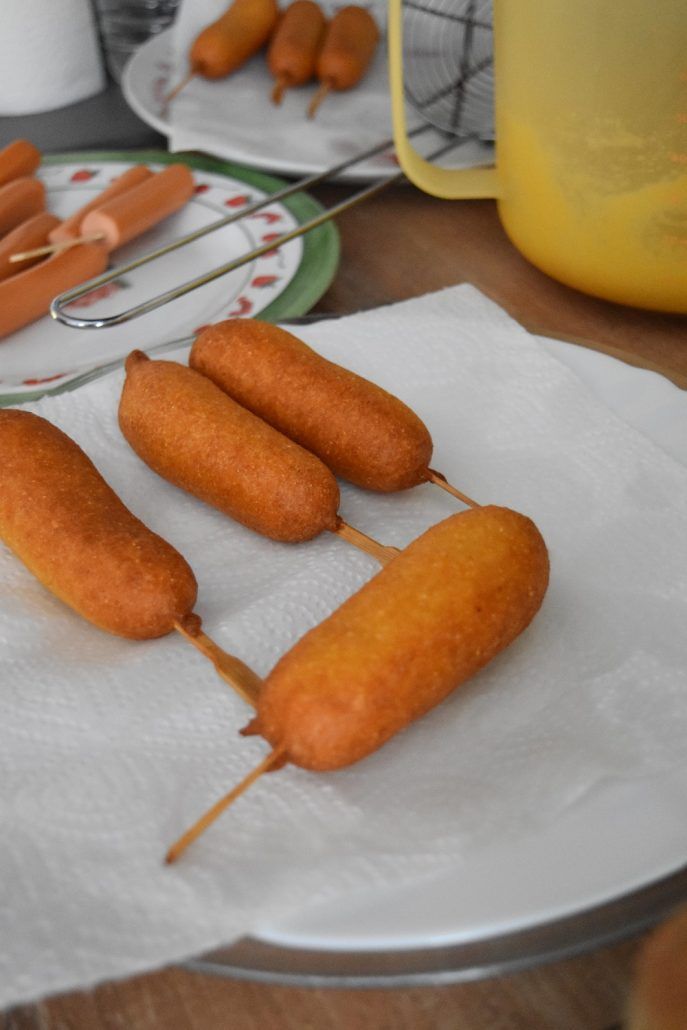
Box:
0;150;339;406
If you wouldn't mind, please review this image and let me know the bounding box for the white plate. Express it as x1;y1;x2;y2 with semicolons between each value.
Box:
193;343;685;978
121;29;494;182
171;334;684;981
0;153;338;405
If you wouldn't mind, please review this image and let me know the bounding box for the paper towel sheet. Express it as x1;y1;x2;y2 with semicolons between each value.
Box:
0;0;105;116
1;286;686;1006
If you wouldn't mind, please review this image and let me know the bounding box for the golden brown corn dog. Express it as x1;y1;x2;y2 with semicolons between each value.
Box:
190;319;434;492
0;410;198;639
267;0;327;104
119;351;340;543
248;506;549;771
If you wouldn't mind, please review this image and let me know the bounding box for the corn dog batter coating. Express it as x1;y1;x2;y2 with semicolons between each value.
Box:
253;506;549;771
190;319;434;492
0;410;197;639
119;351;341;543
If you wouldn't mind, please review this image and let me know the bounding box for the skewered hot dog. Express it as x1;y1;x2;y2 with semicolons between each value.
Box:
0;177;45;237
49;165;153;245
0;241;107;339
308;5;379;117
0;410;198;639
190;319;434;492
248;505;549;771
0;140;41;187
0;211;60;282
119;351;340;543
267;0;327;104
80;164;194;252
189;0;279;79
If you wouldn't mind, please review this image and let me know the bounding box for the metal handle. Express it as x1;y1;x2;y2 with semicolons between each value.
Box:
49;128;472;329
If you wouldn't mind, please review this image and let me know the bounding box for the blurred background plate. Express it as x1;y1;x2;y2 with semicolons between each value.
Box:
0;150;339;405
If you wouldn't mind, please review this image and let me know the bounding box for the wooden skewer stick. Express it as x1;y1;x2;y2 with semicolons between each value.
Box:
10;232;106;263
165;747;286;864
174;614;262;708
271;75;289;105
333;518;400;565
164;69;196;106
307;80;331;119
425;469;479;509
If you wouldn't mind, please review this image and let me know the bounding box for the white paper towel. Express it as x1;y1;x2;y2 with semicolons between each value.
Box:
0;0;105;116
0;286;686;1006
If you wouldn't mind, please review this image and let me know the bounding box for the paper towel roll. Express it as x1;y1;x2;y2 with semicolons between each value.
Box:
0;0;106;116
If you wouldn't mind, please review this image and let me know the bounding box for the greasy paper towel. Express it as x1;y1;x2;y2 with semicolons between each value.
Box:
166;0;392;168
0;0;105;116
1;286;686;1006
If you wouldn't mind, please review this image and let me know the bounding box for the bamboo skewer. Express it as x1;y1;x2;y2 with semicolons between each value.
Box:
307;81;330;119
426;469;479;508
174;614;262;708
163;70;196;107
271;76;289;105
165;747;286;864
10;232;106;263
333;518;400;565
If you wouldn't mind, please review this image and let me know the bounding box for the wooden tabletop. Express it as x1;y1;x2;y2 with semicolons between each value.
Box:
3;182;686;1030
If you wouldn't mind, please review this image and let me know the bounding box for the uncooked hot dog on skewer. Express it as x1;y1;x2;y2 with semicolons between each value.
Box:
166;504;550;859
0;177;45;237
49;165;154;245
0;140;41;188
267;0;327;105
0;212;60;282
80;164;194;252
190;319;434;492
0;241;107;340
0;411;198;639
308;4;380;118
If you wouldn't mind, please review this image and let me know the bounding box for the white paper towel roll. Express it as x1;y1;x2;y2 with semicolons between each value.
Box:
0;0;106;116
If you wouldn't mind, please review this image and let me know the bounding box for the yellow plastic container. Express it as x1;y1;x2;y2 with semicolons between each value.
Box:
389;0;687;313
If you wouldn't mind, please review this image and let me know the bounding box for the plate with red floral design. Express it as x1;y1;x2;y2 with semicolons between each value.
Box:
0;151;339;405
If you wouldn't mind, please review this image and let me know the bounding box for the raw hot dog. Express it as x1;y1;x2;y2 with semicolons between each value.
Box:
267;1;327;104
49;165;153;245
0;177;45;237
0;211;60;282
0;139;41;188
0;410;198;639
189;319;434;492
119;352;340;543
250;505;550;771
189;0;279;78
0;241;108;339
80;164;194;251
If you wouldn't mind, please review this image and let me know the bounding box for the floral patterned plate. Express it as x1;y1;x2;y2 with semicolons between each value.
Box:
0;151;339;405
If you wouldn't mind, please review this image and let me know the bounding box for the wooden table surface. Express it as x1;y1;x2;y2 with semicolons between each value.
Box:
4;182;686;1030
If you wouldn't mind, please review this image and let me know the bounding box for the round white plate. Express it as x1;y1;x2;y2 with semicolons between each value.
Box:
173;336;684;983
121;29;494;182
0;152;338;405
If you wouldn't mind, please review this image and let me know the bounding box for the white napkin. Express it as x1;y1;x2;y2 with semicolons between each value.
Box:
1;285;686;1006
0;0;105;116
